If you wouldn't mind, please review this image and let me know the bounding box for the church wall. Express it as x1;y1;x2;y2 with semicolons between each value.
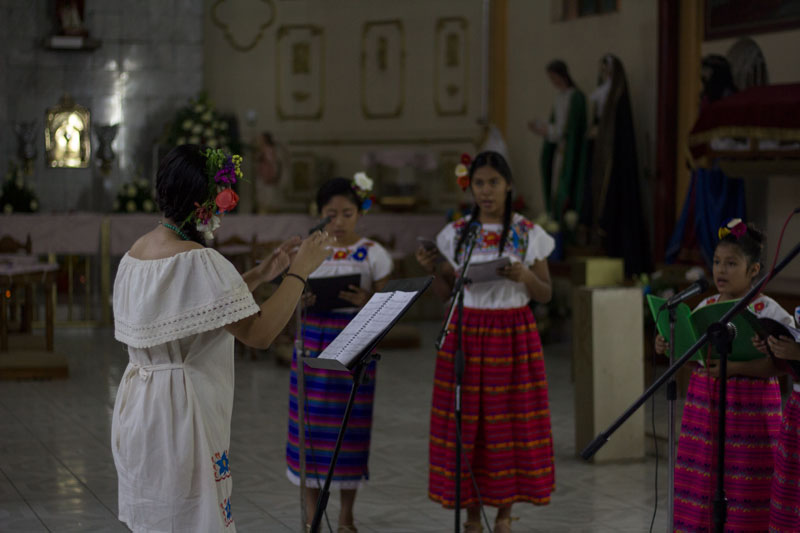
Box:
204;0;484;214
1;0;204;212
505;0;659;217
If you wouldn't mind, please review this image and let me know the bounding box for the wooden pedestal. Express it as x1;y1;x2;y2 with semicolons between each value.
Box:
573;286;645;462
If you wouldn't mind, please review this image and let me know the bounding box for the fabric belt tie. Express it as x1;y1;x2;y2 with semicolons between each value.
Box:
126;362;184;382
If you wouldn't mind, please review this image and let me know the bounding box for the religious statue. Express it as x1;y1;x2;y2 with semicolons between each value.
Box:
13;121;38;174
528;60;586;225
583;54;652;276
95;124;119;174
55;0;88;37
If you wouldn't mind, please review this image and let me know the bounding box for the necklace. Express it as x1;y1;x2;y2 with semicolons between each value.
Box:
159;221;190;241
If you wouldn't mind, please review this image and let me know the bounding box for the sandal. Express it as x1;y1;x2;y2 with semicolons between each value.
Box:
337;526;358;533
493;516;519;533
464;520;484;533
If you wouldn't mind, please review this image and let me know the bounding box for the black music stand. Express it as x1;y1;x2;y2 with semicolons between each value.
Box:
303;276;433;533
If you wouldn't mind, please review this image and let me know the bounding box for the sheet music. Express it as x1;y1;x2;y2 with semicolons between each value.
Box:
318;290;417;366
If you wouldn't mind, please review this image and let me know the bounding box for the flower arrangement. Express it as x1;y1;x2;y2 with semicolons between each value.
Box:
113;177;156;213
1;163;39;214
164;93;240;153
181;148;243;241
351;171;376;212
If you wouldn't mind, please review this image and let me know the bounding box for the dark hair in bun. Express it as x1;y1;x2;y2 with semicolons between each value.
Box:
718;222;764;266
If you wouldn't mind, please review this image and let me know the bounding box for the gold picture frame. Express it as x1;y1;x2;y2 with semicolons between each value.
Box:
360;20;405;119
434;17;469;116
45;94;91;168
276;25;325;120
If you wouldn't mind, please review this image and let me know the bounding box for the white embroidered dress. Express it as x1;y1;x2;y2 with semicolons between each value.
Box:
111;248;260;532
436;214;555;309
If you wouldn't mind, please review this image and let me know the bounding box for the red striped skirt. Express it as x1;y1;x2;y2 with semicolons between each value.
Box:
674;367;781;532
770;388;800;533
428;306;554;509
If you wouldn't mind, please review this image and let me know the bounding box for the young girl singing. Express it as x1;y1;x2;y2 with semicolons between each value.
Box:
285;175;392;533
417;151;555;533
656;220;794;531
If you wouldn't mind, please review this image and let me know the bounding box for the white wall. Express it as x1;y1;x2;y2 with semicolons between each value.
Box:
506;0;659;214
204;0;485;212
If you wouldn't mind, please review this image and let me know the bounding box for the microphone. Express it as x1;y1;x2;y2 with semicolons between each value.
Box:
308;216;332;235
662;277;710;309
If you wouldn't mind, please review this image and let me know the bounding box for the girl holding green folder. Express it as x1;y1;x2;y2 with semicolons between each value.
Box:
655;220;795;531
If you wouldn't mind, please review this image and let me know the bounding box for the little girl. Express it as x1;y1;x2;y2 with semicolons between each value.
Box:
656;220;794;531
285;176;392;533
763;325;800;532
417;151;555;533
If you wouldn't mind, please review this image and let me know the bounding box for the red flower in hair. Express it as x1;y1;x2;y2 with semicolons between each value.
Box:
215;188;239;213
457;174;470;191
460;153;472;165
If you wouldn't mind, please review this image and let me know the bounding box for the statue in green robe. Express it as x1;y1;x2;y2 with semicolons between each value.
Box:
529;60;587;224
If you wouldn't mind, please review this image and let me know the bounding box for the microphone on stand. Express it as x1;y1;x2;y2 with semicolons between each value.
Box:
308;216;332;235
661;277;710;310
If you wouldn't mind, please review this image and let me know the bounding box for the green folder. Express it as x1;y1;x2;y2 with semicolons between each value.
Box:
646;294;765;364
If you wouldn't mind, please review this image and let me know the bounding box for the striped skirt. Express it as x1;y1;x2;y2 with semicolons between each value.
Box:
674;367;781;532
286;311;377;489
770;387;800;532
429;306;555;509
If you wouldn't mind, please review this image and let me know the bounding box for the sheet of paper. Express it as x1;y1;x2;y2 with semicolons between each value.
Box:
318;290;417;366
463;257;511;284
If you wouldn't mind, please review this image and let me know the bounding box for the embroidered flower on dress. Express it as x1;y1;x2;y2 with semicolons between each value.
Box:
220;498;234;527
333;250;349;260
752;301;766;313
351;246;368;262
213;450;231;482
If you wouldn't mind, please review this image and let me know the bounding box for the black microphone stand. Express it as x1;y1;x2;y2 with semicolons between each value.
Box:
436;224;481;533
581;238;800;533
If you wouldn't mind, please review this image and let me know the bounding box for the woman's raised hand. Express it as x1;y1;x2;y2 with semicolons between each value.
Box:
654;334;669;355
258;236;300;282
289;231;334;278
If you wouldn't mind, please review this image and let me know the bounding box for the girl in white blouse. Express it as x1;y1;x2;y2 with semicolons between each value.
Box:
112;144;330;532
286;177;392;533
417;151;555;533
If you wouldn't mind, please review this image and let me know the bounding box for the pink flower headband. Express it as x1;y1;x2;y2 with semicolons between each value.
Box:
718;218;747;240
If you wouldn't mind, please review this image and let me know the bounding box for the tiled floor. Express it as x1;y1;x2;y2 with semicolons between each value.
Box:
0;323;669;532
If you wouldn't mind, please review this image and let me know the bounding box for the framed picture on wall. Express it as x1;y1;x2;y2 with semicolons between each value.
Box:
276;25;325;120
705;0;800;40
361;20;405;119
434;17;469;116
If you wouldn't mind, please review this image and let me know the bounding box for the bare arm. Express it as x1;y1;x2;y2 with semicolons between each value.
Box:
416;246;456;301
225;232;331;348
498;259;552;303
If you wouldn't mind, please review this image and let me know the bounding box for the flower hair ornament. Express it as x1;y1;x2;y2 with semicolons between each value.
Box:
352;171;376;212
182;148;243;241
718;217;747;240
454;153;471;191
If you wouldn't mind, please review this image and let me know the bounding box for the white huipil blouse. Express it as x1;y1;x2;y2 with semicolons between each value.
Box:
111;248;260;532
436;213;555;309
694;293;795;327
308;237;393;312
